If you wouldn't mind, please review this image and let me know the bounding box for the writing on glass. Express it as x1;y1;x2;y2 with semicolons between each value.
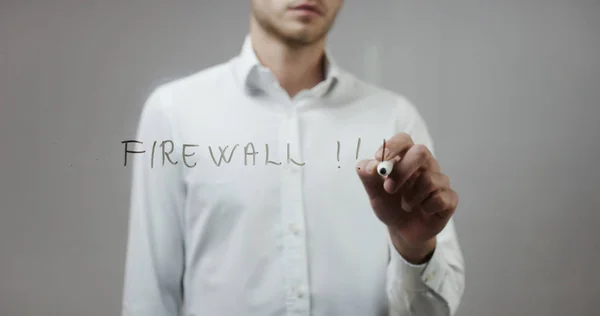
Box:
121;138;363;169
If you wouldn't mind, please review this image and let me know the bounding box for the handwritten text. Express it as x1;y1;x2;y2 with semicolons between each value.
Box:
121;138;363;168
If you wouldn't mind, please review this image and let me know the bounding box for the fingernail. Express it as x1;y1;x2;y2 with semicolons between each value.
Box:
401;199;412;212
367;160;378;172
356;160;368;170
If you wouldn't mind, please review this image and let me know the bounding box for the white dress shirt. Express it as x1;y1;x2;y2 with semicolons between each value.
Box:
122;35;465;316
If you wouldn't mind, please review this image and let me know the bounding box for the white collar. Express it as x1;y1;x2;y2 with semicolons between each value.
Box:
234;34;340;94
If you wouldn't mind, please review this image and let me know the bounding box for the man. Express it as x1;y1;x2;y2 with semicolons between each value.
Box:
122;0;465;315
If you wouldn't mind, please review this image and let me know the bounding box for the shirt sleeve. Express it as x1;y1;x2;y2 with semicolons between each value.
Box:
122;87;186;316
387;100;466;315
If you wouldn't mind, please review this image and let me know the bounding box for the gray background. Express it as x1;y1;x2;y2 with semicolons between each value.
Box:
1;0;599;315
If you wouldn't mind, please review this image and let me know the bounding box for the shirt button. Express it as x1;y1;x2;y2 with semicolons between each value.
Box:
289;223;300;235
296;287;306;298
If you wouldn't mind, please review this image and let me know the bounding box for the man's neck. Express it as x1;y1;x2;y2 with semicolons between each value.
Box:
249;27;326;97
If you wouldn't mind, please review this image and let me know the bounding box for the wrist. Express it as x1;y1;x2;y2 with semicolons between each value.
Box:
388;227;436;265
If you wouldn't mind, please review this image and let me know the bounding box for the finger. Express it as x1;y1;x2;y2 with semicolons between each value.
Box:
395;179;419;212
383;159;421;195
384;169;424;210
356;159;385;199
387;144;438;193
421;189;458;217
403;171;450;210
375;133;414;161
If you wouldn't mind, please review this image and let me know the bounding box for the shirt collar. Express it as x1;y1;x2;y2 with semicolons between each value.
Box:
234;34;340;95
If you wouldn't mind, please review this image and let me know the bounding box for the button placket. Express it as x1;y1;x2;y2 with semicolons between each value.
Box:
279;104;311;315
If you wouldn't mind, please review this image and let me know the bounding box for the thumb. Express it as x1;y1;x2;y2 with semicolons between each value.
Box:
356;159;385;199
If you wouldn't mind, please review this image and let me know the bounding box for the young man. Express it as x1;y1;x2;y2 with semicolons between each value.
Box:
122;1;465;315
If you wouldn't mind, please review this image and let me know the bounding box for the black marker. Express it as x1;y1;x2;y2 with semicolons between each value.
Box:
377;139;393;176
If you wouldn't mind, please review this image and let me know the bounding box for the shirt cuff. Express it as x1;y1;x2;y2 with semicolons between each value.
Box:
388;235;446;292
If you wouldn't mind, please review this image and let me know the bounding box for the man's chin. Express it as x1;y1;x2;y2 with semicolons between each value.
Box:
280;29;325;46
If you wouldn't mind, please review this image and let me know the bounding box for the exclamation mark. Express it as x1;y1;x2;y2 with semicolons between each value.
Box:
336;141;341;168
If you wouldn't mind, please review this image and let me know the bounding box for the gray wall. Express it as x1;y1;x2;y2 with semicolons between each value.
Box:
1;0;599;315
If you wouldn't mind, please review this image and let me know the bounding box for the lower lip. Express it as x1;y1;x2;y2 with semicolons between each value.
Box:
290;8;320;16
